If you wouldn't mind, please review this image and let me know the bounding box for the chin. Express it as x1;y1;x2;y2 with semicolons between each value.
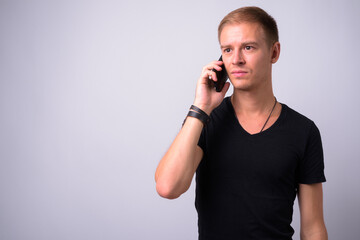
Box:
229;79;252;91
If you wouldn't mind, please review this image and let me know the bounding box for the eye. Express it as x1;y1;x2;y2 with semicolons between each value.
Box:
223;48;231;53
245;46;253;50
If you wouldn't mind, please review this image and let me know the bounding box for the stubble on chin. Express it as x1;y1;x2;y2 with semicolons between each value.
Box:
229;77;254;92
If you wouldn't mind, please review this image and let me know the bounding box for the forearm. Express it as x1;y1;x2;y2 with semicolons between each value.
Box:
300;226;328;240
155;59;229;199
299;184;327;240
155;116;204;199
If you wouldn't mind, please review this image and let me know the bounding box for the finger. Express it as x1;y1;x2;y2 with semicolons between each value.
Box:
207;65;222;73
207;70;216;82
221;82;231;94
200;69;214;81
211;61;223;72
202;61;223;73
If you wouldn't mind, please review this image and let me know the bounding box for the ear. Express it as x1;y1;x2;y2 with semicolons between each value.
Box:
270;42;280;64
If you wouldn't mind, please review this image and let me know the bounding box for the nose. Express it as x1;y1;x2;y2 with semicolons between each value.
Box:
232;49;245;65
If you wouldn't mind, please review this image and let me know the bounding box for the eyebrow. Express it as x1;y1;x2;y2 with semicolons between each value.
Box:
220;41;260;49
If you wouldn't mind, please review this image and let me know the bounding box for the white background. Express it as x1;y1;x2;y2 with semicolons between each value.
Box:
1;0;359;239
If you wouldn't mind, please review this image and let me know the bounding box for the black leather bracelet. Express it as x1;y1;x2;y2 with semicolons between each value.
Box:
190;105;209;117
186;111;210;126
182;105;210;127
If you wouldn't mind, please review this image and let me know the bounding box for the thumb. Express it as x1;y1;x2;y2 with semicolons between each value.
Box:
221;82;231;95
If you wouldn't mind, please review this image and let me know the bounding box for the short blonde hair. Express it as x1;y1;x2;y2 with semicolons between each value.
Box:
218;6;279;46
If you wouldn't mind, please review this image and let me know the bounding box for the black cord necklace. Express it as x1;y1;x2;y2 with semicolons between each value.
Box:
259;97;277;133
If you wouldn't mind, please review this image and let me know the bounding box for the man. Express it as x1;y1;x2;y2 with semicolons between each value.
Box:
155;6;327;240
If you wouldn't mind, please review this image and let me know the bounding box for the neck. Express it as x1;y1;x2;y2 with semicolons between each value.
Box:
231;84;275;117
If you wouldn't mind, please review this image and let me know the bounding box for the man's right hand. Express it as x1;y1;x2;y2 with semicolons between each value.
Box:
193;60;230;115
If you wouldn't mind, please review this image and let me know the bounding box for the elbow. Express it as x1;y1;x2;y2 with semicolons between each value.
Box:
300;222;328;240
156;180;182;199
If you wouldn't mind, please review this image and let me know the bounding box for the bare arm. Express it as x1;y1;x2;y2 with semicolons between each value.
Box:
298;183;328;240
155;60;230;199
155;118;204;199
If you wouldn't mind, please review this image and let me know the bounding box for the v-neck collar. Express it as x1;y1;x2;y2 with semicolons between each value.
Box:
224;97;286;136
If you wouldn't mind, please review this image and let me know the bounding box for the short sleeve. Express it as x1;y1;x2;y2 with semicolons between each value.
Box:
198;127;206;153
298;122;326;184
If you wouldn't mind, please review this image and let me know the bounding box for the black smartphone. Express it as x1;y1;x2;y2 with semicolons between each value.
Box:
212;56;228;92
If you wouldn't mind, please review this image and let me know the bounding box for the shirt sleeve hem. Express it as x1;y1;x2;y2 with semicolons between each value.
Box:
298;176;326;184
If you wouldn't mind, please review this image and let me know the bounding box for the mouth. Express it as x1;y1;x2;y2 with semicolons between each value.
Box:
231;70;248;77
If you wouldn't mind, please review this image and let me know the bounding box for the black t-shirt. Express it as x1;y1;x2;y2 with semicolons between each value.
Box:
196;97;326;240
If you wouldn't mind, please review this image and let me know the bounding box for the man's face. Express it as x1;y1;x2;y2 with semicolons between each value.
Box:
219;22;277;91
